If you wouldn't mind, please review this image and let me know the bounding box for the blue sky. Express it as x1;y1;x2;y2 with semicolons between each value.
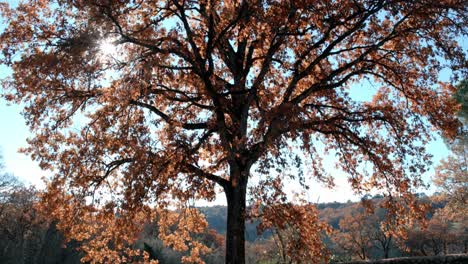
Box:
1;0;46;187
0;0;457;203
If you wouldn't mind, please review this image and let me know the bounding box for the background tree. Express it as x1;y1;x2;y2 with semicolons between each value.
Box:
1;1;467;263
369;208;395;259
332;207;374;260
450;219;468;254
402;228;430;256
250;176;331;263
434;80;468;220
433;154;467;219
453;80;468;121
0;153;22;203
0;154;81;264
401;211;450;256
331;201;412;260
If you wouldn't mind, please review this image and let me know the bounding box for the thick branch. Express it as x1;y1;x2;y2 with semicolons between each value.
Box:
129;99;209;130
184;163;229;188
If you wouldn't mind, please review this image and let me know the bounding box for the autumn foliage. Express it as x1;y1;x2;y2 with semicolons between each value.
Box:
0;0;467;263
249;179;331;262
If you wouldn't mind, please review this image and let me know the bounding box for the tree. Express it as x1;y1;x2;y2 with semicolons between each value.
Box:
329;200;408;260
434;80;468;220
0;186;45;264
0;163;81;264
370;208;395;259
372;222;394;259
0;156;48;264
453;80;468;121
332;208;374;260
0;153;22;203
256;203;331;263
402;210;451;256
1;1;467;263
433;154;467;219
399;204;468;257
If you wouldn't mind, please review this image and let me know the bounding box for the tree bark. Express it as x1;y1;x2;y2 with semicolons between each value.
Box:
224;172;248;264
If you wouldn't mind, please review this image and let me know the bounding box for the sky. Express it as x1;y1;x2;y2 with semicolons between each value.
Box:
0;0;457;204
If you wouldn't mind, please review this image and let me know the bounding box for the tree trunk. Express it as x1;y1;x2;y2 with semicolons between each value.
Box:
224;175;248;264
384;236;392;259
384;247;389;259
421;245;427;256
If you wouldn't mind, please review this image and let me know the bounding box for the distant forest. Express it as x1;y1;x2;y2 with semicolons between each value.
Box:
1;177;466;264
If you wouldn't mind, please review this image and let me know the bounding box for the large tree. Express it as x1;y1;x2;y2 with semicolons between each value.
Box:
0;0;467;263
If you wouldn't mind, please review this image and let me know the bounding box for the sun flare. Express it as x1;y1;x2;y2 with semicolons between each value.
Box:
99;38;118;58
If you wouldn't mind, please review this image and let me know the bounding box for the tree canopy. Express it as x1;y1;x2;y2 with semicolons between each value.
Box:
0;0;467;263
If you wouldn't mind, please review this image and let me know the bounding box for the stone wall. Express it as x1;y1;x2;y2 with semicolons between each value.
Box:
340;254;468;264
